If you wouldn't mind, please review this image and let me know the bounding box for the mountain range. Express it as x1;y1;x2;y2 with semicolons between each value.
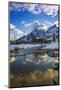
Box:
10;23;59;44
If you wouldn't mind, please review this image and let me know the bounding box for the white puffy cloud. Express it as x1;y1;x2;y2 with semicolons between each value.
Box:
28;4;41;14
10;3;30;12
10;24;15;30
10;3;41;14
10;3;24;11
41;5;58;17
10;2;58;17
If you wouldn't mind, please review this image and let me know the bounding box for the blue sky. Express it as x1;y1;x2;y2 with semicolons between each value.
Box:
9;2;59;40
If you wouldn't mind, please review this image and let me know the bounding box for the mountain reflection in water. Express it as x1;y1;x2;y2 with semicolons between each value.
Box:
10;52;59;88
